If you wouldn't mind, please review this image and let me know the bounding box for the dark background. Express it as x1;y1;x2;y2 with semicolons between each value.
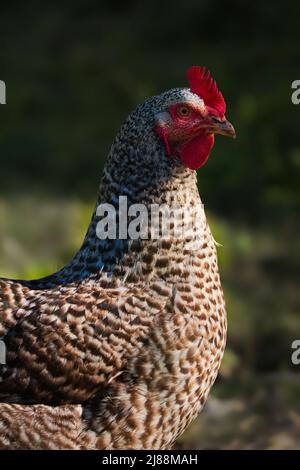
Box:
0;1;300;449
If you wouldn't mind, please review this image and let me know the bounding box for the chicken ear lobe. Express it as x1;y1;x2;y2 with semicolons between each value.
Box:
155;124;171;157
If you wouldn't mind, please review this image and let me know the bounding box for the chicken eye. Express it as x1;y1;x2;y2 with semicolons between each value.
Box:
177;106;191;118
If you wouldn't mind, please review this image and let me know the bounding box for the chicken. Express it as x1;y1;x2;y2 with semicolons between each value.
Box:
0;66;235;450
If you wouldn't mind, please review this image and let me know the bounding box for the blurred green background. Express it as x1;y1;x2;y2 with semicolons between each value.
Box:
0;1;300;449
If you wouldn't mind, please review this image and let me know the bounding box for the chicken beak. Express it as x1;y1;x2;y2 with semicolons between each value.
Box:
210;116;236;139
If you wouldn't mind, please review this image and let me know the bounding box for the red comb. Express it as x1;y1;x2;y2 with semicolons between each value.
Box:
187;66;226;116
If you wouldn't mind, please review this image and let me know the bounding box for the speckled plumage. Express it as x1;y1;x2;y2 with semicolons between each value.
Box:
0;87;227;449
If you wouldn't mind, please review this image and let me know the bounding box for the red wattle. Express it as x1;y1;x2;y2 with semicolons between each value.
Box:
179;134;214;170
